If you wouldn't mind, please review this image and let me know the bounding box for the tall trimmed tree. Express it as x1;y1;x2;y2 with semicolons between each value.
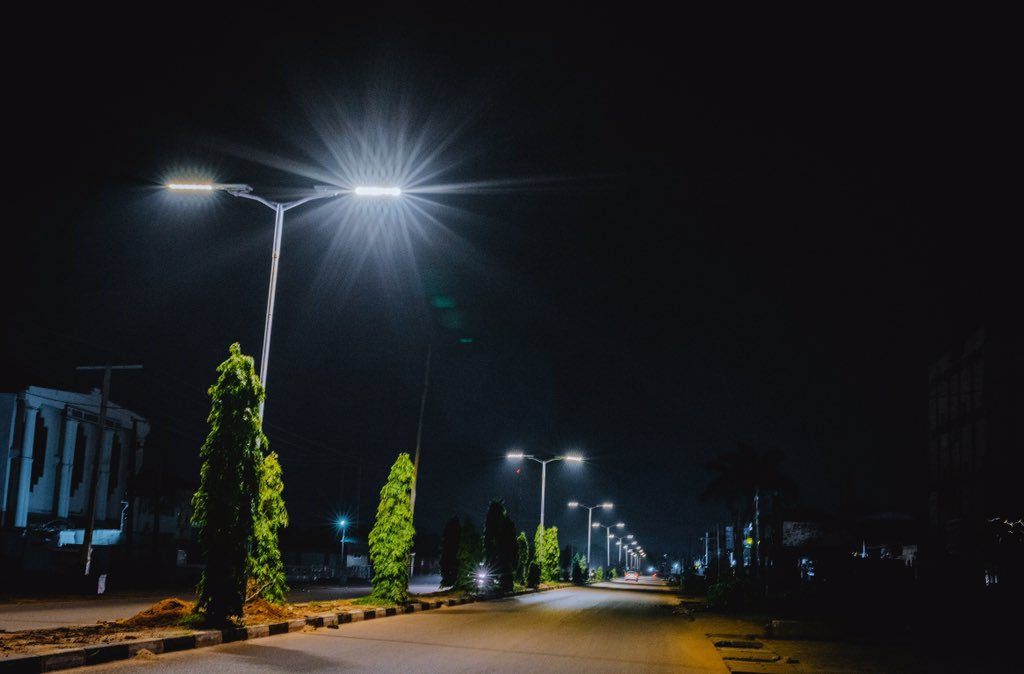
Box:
482;499;517;593
542;526;560;582
368;452;416;604
515;532;530;586
191;342;265;626
455;516;482;590
438;515;462;588
533;524;546;581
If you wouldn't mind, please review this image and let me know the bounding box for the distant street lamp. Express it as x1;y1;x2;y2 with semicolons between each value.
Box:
625;539;638;568
507;452;583;568
615;535;630;566
568;501;613;568
592;521;625;568
167;182;401;419
505;452;583;531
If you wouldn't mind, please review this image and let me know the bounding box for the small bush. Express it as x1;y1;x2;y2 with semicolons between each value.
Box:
706;577;758;611
527;561;541;588
178;613;206;629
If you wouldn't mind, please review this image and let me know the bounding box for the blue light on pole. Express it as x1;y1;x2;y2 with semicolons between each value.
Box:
338;518;348;571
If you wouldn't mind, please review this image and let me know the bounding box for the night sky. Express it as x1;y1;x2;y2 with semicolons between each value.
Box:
5;7;1018;561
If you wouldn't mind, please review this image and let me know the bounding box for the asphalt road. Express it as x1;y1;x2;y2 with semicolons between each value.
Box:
0;576;445;632
65;580;729;673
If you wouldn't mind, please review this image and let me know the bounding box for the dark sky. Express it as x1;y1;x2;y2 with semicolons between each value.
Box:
5;6;1019;562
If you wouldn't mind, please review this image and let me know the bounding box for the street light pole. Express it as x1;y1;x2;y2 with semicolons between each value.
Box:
568;501;613;569
593;521;624;568
507;452;583;568
167;182;400;419
540;460;548;530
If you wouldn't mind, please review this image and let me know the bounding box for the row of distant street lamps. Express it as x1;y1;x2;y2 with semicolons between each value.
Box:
567;502;645;569
504;452;645;570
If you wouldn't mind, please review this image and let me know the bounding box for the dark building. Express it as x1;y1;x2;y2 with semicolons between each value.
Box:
926;323;1023;595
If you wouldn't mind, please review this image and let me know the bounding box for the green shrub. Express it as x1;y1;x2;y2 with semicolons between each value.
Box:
527;561;541;588
707;577;757;610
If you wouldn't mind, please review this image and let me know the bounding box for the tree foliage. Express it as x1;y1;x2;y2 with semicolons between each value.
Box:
248;451;289;603
482;499;517;593
368;453;416;604
542;526;561;582
515;532;530;586
700;443;797;579
191;343;265;625
571;552;587;584
533;525;560;583
454;516;482;591
438;515;462;588
533;525;546;581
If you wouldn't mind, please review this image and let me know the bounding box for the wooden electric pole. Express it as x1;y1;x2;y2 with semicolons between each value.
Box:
76;364;142;576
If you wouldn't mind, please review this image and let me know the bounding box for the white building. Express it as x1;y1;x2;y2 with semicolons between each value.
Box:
0;386;149;530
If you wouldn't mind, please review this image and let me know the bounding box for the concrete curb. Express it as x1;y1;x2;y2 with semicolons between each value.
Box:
0;585;567;673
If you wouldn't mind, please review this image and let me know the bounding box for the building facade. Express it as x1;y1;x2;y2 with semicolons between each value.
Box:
927;325;1023;593
0;386;149;530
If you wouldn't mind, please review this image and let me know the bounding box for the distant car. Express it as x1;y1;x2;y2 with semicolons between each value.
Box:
625;570;640;581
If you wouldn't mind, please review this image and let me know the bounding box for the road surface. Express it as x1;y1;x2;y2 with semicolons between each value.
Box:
72;580;729;673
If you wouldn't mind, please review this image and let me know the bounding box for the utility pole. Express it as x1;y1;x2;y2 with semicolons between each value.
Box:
704;530;710;571
716;523;721;578
409;344;431;522
754;486;761;581
76;364;142;576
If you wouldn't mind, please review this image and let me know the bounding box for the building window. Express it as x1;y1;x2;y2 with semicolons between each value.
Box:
29;414;48;488
70;426;87;497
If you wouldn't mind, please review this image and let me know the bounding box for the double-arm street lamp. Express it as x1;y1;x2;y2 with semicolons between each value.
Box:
592;521;625;568
506;452;583;531
614;533;633;566
618;533;634;565
568;501;613;568
167;182;401;418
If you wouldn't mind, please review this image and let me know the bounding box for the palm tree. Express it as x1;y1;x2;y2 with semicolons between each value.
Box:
700;443;798;582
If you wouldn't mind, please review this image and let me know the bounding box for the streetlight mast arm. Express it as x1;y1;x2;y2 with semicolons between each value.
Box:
230;190;341;212
224;187;343;404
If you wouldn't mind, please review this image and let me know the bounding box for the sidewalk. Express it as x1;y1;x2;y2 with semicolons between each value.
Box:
685;596;1019;673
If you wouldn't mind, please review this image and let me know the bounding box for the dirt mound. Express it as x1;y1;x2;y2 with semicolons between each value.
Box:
120;598;194;627
242;598;303;624
0;595;386;656
118;596;302;628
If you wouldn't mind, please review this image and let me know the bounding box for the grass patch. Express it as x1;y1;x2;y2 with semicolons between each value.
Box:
350;596;393;607
178;613;205;629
